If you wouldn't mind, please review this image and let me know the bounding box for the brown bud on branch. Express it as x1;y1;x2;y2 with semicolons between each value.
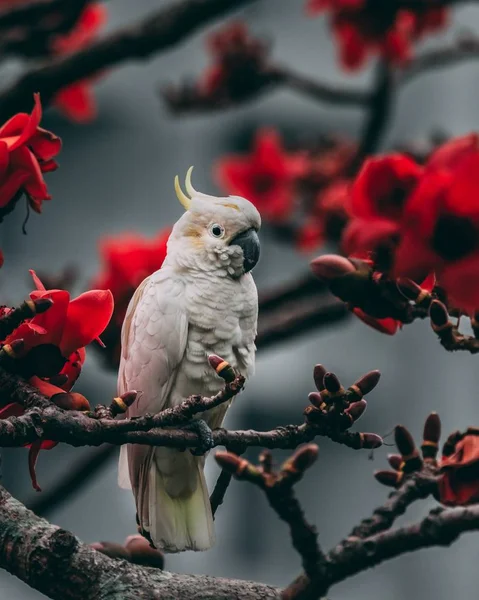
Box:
208;354;236;383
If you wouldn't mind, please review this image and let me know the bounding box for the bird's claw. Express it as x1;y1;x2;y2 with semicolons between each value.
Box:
182;419;214;455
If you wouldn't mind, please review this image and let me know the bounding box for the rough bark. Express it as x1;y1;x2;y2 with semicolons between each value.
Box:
0;485;280;600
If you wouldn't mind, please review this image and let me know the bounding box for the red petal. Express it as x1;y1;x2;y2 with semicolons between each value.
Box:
439;254;479;313
7;93;42;152
0;169;30;208
427;134;479;172
0;403;24;419
59;348;85;391
420;272;436;293
60;290;114;356
10;146;50;204
351;154;422;221
53;83;97;124
29;269;46;291
341;217;400;257
27;289;70;348
28;440;43;492
29;375;65;398
352;308;400;335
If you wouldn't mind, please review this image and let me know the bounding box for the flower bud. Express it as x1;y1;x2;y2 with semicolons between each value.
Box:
350;370;381;398
208;354;236;383
53;392;90;412
395;425;422;471
215;451;260;481
124;535;164;569
324;372;342;394
423;412;441;445
387;454;402;470
395;425;416;456
345;400;367;422
360;433;383;449
374;470;400;487
289;444;319;473
310;254;356;281
396;278;423;302
91;541;131;561
308;391;326;410
313;364;327;391
111;391;138;416
429;300;450;329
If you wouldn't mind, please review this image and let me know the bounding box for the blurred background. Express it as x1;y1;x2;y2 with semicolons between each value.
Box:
1;0;479;597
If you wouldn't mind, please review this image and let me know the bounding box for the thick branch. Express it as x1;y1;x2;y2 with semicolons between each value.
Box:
0;484;279;600
0;0;90;58
0;0;259;120
401;35;479;85
347;473;437;539
323;504;479;593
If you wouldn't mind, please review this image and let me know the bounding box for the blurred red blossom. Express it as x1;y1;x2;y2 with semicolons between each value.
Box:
92;229;171;322
90;229;170;368
51;3;107;123
0;93;61;217
342;134;479;313
215;128;308;222
0;271;113;490
394;134;479;311
200;21;269;99
307;0;448;70
439;431;479;506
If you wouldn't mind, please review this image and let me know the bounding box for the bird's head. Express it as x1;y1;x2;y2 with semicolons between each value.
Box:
166;167;261;279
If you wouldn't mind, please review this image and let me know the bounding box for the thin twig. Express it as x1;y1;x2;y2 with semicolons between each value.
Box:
347;472;437;539
0;0;259;120
347;60;394;174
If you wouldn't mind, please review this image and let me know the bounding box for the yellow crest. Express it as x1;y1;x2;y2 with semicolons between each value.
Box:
174;166;197;210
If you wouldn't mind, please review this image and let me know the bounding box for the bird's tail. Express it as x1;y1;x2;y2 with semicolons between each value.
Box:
136;447;215;553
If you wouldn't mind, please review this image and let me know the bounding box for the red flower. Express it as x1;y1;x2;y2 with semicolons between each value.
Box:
92;229;170;319
296;221;324;252
90;229;170;369
342;154;422;265
351;154;423;222
0;93;61;214
200;21;268;98
439;432;479;506
50;4;107;123
394;135;479;310
351;308;401;335
215;129;307;222
307;0;448;70
0;271;113;490
6;270;113;363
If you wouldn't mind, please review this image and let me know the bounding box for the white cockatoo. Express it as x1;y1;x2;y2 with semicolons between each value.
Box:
117;167;260;553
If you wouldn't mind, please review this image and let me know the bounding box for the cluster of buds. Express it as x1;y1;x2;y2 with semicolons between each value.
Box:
216;445;319;490
375;414;479;507
304;364;382;449
88;390;138;420
164;22;271;111
310;254;436;336
428;300;479;353
375;414;441;488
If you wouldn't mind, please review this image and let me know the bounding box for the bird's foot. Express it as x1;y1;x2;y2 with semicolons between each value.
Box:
181;419;214;455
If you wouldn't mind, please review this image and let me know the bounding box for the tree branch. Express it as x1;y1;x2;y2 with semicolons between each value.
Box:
347;472;437;539
0;484;280;600
0;0;260;120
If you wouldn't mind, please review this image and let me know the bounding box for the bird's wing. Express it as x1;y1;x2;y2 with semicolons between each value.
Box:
117;272;188;490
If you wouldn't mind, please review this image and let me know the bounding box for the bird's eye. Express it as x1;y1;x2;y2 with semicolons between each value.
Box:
208;223;225;238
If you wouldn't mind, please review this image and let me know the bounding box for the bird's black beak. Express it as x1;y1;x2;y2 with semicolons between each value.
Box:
229;228;260;273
